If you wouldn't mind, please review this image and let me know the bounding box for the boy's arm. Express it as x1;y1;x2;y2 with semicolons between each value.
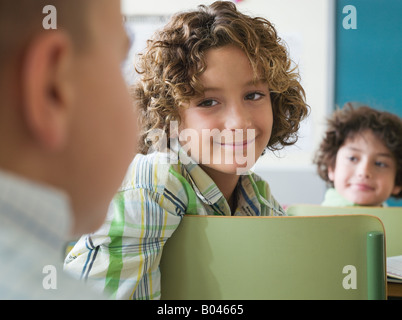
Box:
64;184;184;300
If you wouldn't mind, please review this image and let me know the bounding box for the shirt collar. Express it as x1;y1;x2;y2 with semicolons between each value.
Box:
322;188;388;207
172;139;222;205
322;188;354;206
170;139;270;215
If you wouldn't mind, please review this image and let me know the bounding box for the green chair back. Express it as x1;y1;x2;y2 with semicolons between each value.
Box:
287;205;402;257
160;215;386;300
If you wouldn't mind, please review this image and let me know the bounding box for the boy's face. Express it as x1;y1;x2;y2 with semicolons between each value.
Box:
66;0;137;233
179;45;272;177
328;130;401;206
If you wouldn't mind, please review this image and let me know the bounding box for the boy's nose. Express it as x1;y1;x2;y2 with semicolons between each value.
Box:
357;161;372;179
224;101;252;131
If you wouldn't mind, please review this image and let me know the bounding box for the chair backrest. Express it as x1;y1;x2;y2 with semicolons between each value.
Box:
287;205;402;257
160;215;386;300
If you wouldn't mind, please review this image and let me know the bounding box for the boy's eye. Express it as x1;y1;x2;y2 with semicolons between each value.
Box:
347;156;358;162
375;161;387;168
197;99;218;107
245;92;265;101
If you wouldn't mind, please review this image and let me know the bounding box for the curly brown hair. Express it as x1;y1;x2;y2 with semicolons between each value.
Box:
133;0;309;154
314;103;402;198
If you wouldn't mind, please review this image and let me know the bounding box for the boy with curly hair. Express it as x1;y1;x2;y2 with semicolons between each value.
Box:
65;1;309;299
314;103;402;206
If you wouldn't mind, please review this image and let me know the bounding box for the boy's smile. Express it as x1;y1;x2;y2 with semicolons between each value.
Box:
328;130;401;206
217;137;256;149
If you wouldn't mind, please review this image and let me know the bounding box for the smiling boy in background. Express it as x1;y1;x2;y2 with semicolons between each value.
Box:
314;103;402;206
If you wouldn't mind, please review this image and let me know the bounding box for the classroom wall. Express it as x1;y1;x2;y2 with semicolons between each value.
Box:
335;0;402;117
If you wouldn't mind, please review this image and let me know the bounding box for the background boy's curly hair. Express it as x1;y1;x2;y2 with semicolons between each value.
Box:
133;0;309;154
314;103;402;198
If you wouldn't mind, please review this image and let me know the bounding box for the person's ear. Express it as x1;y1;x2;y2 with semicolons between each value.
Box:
21;31;74;151
391;185;402;196
327;165;335;182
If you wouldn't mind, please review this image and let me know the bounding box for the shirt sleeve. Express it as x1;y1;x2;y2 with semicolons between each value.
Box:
64;155;186;300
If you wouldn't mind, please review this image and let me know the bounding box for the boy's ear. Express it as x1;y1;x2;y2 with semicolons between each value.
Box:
327;166;335;182
392;185;402;196
21;31;74;151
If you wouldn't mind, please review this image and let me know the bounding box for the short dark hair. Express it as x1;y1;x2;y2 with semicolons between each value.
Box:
314;102;402;198
0;0;91;72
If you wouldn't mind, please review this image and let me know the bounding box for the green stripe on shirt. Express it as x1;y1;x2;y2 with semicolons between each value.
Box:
105;192;125;298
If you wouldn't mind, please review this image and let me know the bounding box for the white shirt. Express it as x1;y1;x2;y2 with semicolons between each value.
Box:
0;170;102;299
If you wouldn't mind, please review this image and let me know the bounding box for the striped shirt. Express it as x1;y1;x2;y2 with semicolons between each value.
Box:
0;170;102;299
64;143;285;300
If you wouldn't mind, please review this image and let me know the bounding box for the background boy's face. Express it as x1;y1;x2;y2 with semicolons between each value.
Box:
179;45;273;178
328;130;401;206
66;0;137;233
